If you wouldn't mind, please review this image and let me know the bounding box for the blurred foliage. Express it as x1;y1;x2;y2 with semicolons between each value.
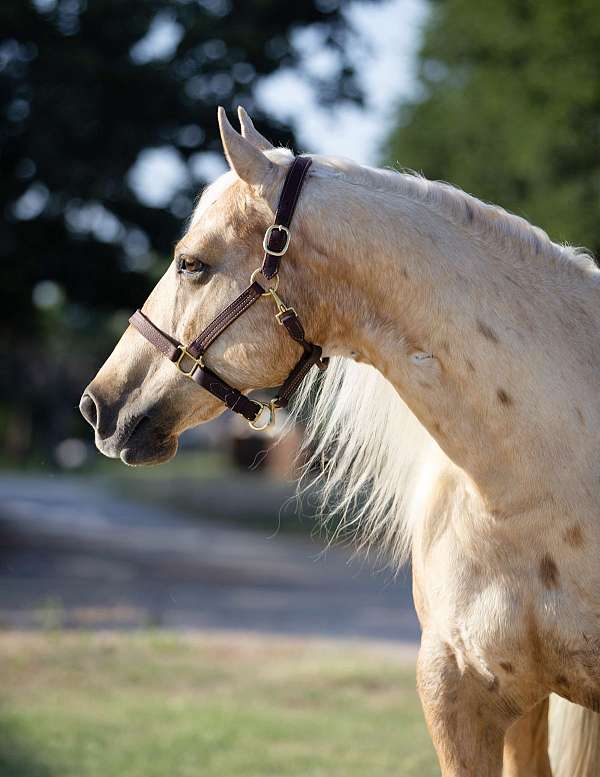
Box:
386;0;600;256
0;0;379;461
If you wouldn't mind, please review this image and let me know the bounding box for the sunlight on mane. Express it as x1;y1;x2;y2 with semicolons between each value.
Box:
309;153;599;277
288;358;448;568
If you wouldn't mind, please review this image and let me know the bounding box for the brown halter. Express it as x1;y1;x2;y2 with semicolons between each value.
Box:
128;155;328;431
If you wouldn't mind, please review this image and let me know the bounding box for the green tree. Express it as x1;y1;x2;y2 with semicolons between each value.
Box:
385;0;600;256
0;0;378;461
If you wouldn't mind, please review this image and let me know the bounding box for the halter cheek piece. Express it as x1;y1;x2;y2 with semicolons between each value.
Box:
128;156;328;432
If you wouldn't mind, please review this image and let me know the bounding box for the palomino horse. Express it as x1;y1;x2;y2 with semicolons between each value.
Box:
80;107;600;776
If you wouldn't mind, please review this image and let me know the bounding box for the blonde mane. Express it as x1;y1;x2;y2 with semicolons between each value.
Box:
289;358;448;568
308;154;599;278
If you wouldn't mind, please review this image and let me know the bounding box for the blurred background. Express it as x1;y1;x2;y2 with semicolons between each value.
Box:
0;1;598;775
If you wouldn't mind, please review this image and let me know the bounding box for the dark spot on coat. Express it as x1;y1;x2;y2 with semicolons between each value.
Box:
540;555;560;589
465;359;475;372
464;202;474;222
563;524;584;548
575;408;585;426
477;320;499;344
401;268;409;279
526;607;543;666
555;674;569;687
497;388;512;406
499;662;514;674
587;694;600;713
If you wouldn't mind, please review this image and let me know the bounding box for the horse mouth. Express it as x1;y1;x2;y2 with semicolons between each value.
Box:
92;415;178;467
118;417;178;466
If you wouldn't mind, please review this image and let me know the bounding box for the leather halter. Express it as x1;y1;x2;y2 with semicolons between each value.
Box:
128;155;327;431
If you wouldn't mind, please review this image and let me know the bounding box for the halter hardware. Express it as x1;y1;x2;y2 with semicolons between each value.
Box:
175;346;205;377
249;266;279;294
248;398;278;432
262;224;291;256
128;156;326;433
267;288;297;325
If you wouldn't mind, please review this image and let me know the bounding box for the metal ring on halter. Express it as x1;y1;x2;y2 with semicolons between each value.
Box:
175;345;205;377
250;267;279;295
248;399;277;432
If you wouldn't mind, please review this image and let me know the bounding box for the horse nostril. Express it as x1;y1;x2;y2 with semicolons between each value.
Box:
79;393;98;430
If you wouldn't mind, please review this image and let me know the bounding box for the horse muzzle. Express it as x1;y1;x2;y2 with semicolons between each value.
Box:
79;388;178;466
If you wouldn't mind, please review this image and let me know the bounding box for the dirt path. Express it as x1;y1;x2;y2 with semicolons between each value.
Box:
0;473;420;642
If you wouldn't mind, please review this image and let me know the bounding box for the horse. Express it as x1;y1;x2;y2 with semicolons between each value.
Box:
80;107;600;776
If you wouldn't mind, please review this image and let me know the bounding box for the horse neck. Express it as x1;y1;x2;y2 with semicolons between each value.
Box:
303;170;600;513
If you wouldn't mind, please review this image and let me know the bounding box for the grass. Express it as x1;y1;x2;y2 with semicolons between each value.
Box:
0;631;437;777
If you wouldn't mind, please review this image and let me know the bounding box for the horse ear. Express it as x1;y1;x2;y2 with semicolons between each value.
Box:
218;107;274;186
237;106;273;151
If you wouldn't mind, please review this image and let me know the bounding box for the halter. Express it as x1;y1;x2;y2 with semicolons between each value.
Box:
128;155;327;432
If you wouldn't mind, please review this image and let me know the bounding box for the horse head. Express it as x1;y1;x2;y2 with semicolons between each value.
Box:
80;108;327;465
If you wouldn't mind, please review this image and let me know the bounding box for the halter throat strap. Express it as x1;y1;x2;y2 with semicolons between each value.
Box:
128;155;327;430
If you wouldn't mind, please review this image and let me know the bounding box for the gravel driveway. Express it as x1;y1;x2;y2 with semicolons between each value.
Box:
0;473;420;643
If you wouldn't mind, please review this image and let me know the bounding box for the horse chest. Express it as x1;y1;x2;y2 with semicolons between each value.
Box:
416;533;600;708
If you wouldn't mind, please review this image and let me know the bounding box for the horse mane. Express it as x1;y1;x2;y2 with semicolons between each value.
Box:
288;358;449;567
308;154;599;279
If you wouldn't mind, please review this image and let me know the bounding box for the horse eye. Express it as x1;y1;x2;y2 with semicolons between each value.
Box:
177;254;207;276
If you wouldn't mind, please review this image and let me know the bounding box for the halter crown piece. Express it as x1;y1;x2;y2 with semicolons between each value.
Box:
128;156;328;432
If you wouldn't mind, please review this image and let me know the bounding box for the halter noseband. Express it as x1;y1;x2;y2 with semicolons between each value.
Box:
128;155;327;432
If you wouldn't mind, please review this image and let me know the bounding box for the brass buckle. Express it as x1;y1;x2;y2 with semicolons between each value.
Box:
267;288;297;325
263;224;291;256
175;346;204;378
248;398;277;432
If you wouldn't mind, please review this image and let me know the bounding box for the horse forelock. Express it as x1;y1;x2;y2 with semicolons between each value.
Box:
189;147;295;232
189;170;238;231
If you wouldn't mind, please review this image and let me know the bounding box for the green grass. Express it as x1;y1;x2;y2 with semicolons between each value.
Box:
0;632;436;777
